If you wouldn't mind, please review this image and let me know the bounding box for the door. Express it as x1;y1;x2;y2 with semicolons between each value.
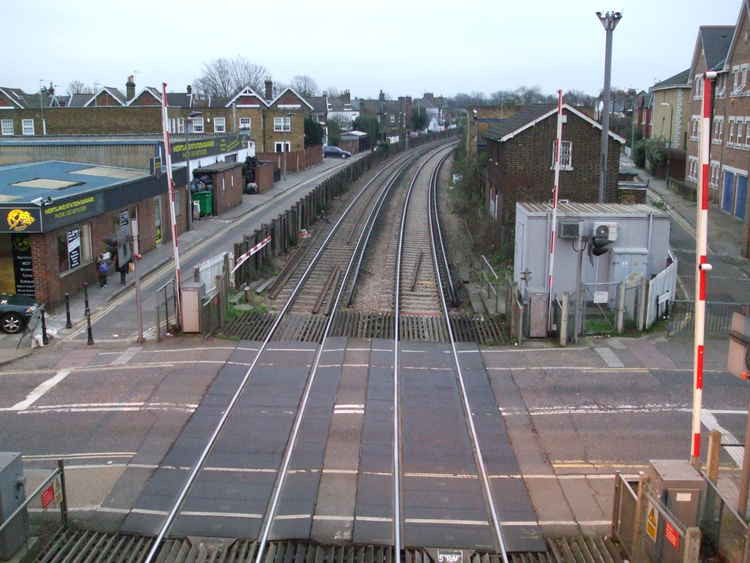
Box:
736;175;748;220
154;196;163;246
722;171;735;213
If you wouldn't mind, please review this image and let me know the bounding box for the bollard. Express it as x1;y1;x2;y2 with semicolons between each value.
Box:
64;293;72;329
82;281;90;310
85;305;94;346
40;306;48;345
57;460;68;528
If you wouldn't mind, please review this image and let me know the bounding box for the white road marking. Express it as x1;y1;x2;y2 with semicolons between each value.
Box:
16;401;197;415
111;347;142;365
405;518;488;526
487;366;647;373
701;410;744;466
182;511;262;519
2;370;71;411
23;452;135;460
356;516;393;522
313;515;354;521
275;514;310;520
607;338;627;350
335;404;365;409
480;347;587;354
130;508;169;515
333;410;364;414
500;404;748;417
594;347;624;368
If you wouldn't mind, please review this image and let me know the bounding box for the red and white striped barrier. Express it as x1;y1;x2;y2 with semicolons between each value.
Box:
231;235;272;273
691;71;716;463
547;90;564;330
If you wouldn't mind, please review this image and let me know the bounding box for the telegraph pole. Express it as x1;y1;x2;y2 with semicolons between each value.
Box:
596;10;622;203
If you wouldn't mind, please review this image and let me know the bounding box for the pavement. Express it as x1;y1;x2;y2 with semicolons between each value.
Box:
0;154;365;350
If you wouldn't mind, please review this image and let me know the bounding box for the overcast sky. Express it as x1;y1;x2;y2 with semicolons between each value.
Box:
3;0;741;100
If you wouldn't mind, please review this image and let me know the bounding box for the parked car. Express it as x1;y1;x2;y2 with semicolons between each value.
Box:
0;294;38;334
324;146;351;159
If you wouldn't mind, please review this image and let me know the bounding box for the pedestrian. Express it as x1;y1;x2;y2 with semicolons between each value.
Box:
97;255;109;288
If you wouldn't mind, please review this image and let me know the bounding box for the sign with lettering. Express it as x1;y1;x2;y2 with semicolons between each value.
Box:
664;521;680;550
12;234;35;297
67;228;81;270
42;195;104;231
437;551;462;563
0;207;42;234
170;134;244;162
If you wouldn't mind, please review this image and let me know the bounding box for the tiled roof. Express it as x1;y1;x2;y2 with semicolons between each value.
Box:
700;26;734;70
483;105;554;141
68;94;90;107
653;69;691;90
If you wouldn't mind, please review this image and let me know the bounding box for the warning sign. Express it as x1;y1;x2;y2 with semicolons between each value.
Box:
41;484;55;509
665;521;680;550
646;503;658;542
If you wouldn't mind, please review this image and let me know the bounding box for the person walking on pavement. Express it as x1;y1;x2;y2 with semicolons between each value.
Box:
114;249;128;286
97;254;109;287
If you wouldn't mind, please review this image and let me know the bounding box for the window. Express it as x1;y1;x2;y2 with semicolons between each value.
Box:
713;116;724;144
746;118;750;145
717;74;727;97
690;116;700;140
191;117;204;133
743;65;749;91
213;117;226;133
239;117;251;130
57;224;92;274
22;119;34;136
710;161;721;187
273;116;291;132
687;157;699;181
1;119;12;136
729;118;736;145
733;66;742;94
739;119;746;146
551;140;573;170
274;141;291;153
177;118;185;134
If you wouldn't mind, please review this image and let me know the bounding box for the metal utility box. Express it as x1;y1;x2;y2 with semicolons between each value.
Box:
181;281;205;333
514;202;671;300
0;452;27;560
644;460;705;563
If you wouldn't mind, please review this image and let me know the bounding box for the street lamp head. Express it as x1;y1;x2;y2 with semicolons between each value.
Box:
597;10;622;30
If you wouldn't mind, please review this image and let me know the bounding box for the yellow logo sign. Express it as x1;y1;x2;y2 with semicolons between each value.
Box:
7;209;35;232
646;504;658;542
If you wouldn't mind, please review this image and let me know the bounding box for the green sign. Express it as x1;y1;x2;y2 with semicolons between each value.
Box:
170;135;244;162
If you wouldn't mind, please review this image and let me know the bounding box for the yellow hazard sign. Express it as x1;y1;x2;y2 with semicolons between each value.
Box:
646;503;658;541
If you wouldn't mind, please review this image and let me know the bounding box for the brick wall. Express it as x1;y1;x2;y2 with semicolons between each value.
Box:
487;110;621;238
211;167;244;215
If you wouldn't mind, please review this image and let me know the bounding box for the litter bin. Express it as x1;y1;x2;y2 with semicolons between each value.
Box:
193;190;213;217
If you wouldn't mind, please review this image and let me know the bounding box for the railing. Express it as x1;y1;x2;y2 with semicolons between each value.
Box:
668;300;750;337
0;460;68;558
479;255;503;314
154;278;179;341
197;252;229;296
700;470;750;561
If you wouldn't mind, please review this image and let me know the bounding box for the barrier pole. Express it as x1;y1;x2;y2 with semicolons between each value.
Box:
547;90;564;332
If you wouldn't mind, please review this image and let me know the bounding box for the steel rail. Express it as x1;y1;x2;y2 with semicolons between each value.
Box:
429;156;458;306
142;147;423;563
391;146;454;561
426;152;510;562
252;142;455;563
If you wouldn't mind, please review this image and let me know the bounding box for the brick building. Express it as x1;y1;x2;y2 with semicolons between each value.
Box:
684;19;750;254
0;161;188;306
0;77;314;158
482;104;624;242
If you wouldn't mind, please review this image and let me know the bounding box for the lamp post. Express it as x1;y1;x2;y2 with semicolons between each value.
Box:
596;10;622;203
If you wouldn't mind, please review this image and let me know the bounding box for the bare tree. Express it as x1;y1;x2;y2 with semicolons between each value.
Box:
291;75;319;97
194;56;268;98
67;80;93;95
324;86;340;98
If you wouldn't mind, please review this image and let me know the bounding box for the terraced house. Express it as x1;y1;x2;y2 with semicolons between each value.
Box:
0;77;314;159
684;18;750;255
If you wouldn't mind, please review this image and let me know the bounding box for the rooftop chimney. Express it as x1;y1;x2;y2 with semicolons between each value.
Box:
265;79;273;101
126;75;136;101
342;90;351;104
186;85;193;108
378;90;385;102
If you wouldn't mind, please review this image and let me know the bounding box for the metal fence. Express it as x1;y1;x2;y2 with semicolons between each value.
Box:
668;300;750;337
154;277;179;341
0;461;68;559
197;252;230;296
699;470;750;560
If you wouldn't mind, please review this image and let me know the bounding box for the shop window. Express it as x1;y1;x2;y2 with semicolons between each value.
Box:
57;224;92;274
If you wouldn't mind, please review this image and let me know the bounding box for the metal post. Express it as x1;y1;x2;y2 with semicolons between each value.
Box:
596;11;622;203
631;472;647;562
38;305;48;345
57;459;68;528
638;275;648;331
132;211;144;344
155;304;161;343
574;244;584;342
707;430;721;484
164;286;170;330
616;281;626;334
691;72;717;465
611;472;622;538
683;527;701;563
64;293;72;329
738;402;750;516
560;292;569;347
83;282;94;345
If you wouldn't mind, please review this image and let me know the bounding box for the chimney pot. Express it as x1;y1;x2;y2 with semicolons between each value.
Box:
187;85;192;94
265;79;273;101
126;75;136;101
